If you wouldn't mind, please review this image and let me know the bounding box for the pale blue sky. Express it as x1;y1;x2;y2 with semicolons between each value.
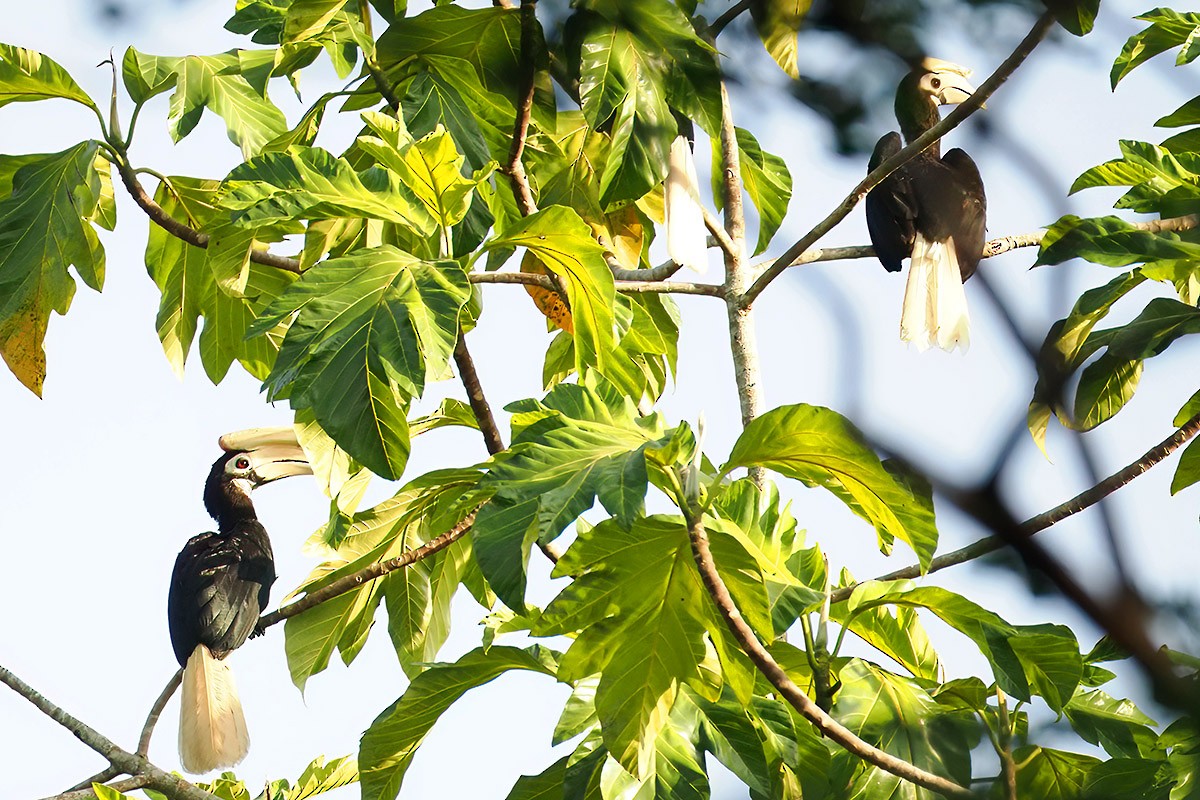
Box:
2;2;1197;798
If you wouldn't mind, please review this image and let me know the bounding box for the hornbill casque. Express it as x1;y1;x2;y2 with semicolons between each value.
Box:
866;58;986;352
168;427;312;774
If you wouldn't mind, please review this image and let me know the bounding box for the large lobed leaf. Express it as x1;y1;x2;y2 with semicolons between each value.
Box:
472;381;663;609
487;205;617;378
122;47;288;158
537;516;712;777
0;43;96;111
709;127;793;256
0;142;108;395
248;246;471;479
723;404;939;570
144;175;295;383
359;646;560;800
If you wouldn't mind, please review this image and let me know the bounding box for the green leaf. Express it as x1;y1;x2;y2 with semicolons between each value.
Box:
1038;216;1200;268
0;142;107;396
1113;9;1200;87
472;382;660;609
282;0;352;44
0;44;96;110
488;206;617;376
221;146;435;236
578;22;672;207
505;756;569;800
285;573;384;692
1082;758;1173;800
122;47;287;158
1171;438;1200;494
250;246;471;478
848;584;1083;711
403;70;492;171
358;125;483;232
1042;0;1100;37
838;582;941;681
538;516;712;776
710;127;792;256
268;754;359;800
1075;298;1200;430
376;5;554;130
359;646;559;800
385;535;470;677
750;0;811;78
1065;687;1159;760
831;660;980;793
1012;746;1100;800
1028;270;1147;454
723;404;939;570
144;176;294;383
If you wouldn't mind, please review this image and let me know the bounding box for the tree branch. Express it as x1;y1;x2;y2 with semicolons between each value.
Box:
258;511;478;630
833;412;1200;603
686;517;975;799
49;776;150;800
468;271;725;297
503;0;539;217
137;669;182;759
112;158;303;275
715;80;765;442
741;10;1058;307
454;332;506;456
0;663;218;800
709;0;752;37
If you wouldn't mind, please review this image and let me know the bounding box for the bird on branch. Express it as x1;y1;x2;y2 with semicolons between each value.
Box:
168;427;312;774
866;58;987;352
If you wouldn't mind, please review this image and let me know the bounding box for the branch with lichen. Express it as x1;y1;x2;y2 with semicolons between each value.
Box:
0;664;219;800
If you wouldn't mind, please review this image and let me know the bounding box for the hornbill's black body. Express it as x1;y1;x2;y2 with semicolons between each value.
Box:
168;430;310;774
866;59;986;351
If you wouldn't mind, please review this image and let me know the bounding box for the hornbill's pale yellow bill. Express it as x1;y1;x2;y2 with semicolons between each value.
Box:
169;426;312;774
866;58;987;353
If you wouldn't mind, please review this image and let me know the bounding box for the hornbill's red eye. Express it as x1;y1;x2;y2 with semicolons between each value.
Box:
235;457;251;470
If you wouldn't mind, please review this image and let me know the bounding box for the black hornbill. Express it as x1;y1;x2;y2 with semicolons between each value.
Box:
168;427;311;774
866;58;986;352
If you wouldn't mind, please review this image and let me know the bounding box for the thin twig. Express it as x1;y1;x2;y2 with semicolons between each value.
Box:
454;332;506;456
258;511;478;629
833;412;1200;603
468;271;725;297
47;776;150;800
709;0;752;37
112;158;302;275
65;767;121;793
741;11;1058;307
703;206;738;259
0;664;218;800
610;258;685;282
686;517;975;798
503;0;539;217
137;669;182;758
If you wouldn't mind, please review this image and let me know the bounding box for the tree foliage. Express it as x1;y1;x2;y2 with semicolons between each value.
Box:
5;2;1200;800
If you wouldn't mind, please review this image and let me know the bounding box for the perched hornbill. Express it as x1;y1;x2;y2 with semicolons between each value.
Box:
168;427;311;774
866;58;986;352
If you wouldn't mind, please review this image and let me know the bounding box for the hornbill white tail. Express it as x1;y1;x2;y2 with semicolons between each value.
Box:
866;58;987;352
169;427;311;774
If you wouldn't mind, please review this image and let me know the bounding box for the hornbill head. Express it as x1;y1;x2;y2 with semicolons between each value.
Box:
204;427;312;521
914;58;979;107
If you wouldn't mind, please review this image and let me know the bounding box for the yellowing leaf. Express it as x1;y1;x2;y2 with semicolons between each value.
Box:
522;251;574;334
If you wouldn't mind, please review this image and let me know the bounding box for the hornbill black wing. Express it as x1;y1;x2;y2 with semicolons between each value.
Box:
168;525;276;666
940;147;987;281
865;132;917;273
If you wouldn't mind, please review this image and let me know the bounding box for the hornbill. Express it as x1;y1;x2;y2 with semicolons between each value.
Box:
168;427;311;774
866;58;986;352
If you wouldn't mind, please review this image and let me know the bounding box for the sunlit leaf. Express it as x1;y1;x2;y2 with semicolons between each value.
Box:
359;646;560;800
724;404;939;570
0;44;96;110
0;142;107;395
750;0;811;78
